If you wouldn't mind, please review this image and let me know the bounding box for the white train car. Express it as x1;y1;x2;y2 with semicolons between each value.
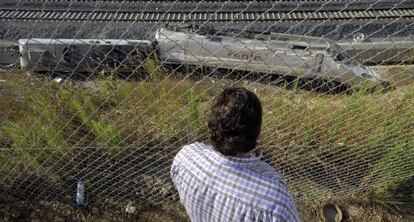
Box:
18;25;388;89
19;38;152;73
155;26;386;88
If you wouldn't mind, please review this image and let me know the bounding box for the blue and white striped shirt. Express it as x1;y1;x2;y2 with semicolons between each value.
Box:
170;142;301;222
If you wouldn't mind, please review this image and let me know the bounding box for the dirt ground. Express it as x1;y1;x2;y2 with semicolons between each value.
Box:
0;199;413;222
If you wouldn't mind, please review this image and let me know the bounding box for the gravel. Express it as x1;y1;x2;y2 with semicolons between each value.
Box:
1;0;412;13
1;19;413;41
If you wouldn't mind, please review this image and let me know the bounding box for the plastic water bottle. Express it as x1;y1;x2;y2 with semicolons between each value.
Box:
76;180;85;208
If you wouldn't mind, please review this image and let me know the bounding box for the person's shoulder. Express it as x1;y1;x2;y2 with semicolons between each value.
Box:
246;160;290;192
173;142;210;163
179;141;210;155
249;160;280;179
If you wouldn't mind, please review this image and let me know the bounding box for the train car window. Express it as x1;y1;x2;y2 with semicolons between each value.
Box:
292;45;307;50
334;53;350;62
208;36;222;42
271;36;288;41
335;54;344;61
338;53;352;65
254;34;271;41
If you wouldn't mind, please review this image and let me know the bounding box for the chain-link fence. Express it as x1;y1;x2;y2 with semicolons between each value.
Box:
0;0;413;220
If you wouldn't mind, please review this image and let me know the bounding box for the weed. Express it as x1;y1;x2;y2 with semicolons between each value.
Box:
143;58;166;81
69;97;123;152
0;67;414;202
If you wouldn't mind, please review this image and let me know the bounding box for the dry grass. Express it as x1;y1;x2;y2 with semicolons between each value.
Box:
0;64;413;206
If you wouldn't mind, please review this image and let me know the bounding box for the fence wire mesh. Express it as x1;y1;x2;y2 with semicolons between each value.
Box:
0;0;413;219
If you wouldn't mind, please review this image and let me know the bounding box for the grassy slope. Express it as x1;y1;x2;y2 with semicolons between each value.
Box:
0;64;413;205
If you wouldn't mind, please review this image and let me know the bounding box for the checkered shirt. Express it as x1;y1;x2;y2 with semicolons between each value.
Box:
170;142;301;222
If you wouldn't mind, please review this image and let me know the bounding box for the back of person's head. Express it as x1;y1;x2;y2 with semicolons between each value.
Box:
208;87;262;156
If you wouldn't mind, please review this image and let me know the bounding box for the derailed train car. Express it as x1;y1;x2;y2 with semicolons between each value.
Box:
155;26;386;89
19;25;387;89
19;38;152;73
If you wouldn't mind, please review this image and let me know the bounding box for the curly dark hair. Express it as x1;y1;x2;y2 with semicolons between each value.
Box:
208;87;262;156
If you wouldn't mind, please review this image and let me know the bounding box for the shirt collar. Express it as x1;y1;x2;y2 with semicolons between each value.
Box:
203;143;262;169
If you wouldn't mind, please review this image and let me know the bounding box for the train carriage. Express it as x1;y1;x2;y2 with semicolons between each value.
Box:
155;25;386;88
19;38;153;74
18;25;388;89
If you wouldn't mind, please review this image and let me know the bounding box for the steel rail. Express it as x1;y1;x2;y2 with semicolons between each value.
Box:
1;8;413;22
3;0;374;2
2;1;413;13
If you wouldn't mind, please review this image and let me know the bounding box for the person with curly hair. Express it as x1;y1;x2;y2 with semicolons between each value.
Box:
171;87;300;222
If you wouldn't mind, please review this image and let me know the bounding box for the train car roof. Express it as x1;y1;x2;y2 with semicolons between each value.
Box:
18;38;151;46
159;27;333;50
267;32;332;48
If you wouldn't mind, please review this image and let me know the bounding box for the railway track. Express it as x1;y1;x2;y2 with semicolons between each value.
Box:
1;0;397;2
1;8;413;22
2;0;413;13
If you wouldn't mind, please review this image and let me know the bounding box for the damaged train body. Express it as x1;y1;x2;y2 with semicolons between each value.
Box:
19;25;386;89
155;26;384;88
19;38;152;73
